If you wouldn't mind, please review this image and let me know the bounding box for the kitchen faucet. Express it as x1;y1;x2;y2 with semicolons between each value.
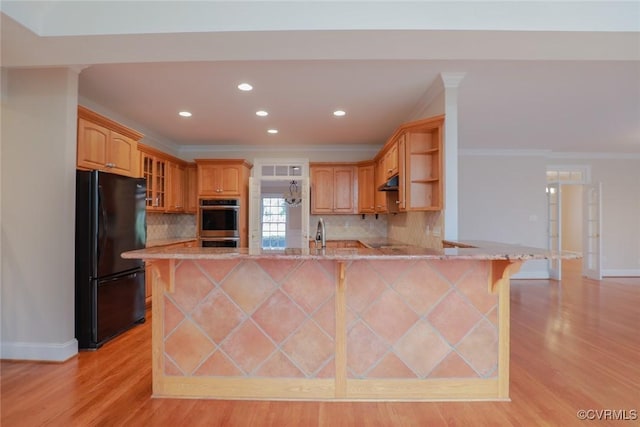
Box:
315;218;326;248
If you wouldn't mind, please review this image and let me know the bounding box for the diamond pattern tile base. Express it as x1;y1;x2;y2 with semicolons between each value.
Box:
163;259;336;379
162;258;497;381
345;259;498;379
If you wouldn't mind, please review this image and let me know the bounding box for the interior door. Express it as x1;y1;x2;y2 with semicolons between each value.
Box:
547;183;561;280
300;179;310;248
248;177;261;250
582;183;602;280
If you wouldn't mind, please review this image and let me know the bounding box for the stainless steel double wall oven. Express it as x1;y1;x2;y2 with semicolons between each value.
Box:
198;199;240;247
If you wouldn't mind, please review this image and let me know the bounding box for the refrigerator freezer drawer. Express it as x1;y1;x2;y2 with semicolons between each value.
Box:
76;269;145;349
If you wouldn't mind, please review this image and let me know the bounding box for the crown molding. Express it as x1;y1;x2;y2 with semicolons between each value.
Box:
441;72;467;89
547;151;640;159
459;148;640;159
459;149;551;157
178;144;382;155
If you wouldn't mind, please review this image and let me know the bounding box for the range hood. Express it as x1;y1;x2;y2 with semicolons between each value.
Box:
377;174;399;191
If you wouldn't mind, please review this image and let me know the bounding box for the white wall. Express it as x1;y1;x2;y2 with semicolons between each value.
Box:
549;157;640;276
459;153;549;278
1;68;78;360
461;152;640;278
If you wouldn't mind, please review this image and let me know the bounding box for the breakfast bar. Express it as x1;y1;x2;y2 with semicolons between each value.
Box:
123;242;566;401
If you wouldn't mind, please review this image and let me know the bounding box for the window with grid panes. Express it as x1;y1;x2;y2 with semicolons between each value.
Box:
261;197;287;249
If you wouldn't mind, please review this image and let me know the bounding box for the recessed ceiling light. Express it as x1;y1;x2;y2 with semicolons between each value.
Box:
256;110;268;117
237;83;253;91
267;129;278;134
333;110;346;117
178;111;192;117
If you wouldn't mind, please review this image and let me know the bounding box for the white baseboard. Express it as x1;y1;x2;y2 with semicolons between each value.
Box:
1;339;78;362
602;269;640;278
512;270;550;280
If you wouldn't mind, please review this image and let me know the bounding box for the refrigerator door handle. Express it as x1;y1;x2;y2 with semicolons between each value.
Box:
97;185;108;264
99;271;140;284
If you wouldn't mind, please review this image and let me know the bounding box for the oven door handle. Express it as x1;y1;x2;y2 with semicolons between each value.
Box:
199;206;239;210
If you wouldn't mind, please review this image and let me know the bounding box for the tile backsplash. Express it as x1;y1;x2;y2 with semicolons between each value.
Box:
309;214;387;240
387;211;443;249
146;213;197;241
146;211;441;248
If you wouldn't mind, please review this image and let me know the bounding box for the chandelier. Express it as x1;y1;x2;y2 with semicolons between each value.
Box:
283;180;302;207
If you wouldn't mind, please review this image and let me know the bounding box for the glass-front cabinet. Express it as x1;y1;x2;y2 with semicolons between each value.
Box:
140;147;166;212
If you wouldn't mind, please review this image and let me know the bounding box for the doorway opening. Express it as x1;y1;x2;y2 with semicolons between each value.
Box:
546;165;601;280
249;159;310;250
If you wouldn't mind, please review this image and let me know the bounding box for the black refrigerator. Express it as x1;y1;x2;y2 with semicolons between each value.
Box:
75;170;146;349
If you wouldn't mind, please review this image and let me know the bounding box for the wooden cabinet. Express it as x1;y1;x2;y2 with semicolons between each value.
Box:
382;138;399;179
77;106;142;178
310;164;357;214
358;162;375;214
195;159;252;247
139;146;167;212
385;116;443;213
166;161;185;213
139;144;196;214
196;160;250;197
185;164;197;213
374;157;388;213
403;126;442;210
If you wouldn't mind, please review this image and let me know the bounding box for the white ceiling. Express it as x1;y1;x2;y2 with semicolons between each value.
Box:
2;1;639;154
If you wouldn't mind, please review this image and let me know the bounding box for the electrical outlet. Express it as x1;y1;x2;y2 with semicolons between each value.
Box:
425;225;431;235
432;226;441;237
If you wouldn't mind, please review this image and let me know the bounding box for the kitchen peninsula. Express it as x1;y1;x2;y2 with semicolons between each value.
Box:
123;241;573;401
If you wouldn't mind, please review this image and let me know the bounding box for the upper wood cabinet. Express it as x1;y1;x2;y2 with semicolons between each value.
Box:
195;160;251;197
139;144;198;214
374;157;388;213
403;125;443;211
185;164;197;213
357;162;375;214
310;164;357;214
166;161;186;213
385;115;444;212
139;145;167;212
381;138;399;179
77;106;142;178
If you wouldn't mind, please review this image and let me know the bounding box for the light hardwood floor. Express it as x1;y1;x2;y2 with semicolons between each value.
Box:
2;260;639;426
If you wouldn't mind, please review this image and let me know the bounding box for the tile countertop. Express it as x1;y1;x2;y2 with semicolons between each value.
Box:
124;239;581;261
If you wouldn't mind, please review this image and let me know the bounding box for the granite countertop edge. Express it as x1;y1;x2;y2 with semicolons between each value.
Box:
145;237;198;248
125;238;581;261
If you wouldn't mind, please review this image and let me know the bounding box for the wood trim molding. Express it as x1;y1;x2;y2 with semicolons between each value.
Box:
489;260;523;294
335;261;348;398
138;143;190;166
194;158;253;169
78;105;144;141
